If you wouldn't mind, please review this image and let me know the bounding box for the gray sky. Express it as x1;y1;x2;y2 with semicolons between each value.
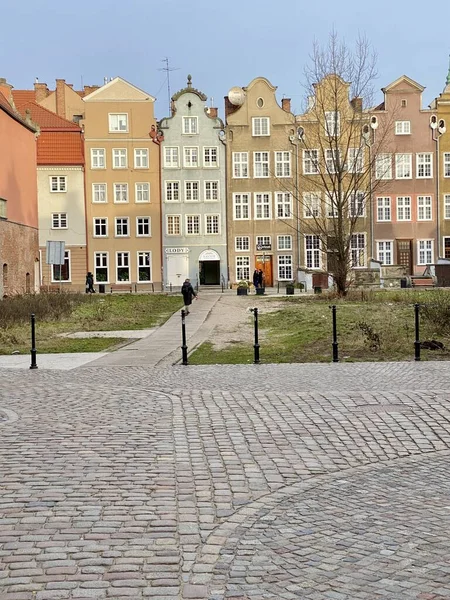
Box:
2;0;449;119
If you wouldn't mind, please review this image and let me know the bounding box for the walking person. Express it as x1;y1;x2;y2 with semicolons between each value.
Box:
253;269;260;290
181;278;197;315
258;269;264;289
85;272;95;293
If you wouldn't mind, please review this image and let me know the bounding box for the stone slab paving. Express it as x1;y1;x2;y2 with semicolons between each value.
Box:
1;363;450;599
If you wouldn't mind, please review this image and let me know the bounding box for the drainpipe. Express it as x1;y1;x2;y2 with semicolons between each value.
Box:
289;137;300;277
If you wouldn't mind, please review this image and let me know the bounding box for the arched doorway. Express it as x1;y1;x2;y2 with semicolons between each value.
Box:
199;249;220;285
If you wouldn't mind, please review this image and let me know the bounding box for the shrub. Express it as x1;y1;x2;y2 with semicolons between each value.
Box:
0;292;89;328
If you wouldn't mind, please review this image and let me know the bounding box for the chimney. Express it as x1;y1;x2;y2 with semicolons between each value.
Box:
83;85;100;96
224;96;239;119
34;81;50;103
208;107;218;118
0;77;13;103
282;98;291;113
55;79;66;117
351;97;363;112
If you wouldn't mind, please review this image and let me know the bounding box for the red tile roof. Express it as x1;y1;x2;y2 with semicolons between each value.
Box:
16;100;81;131
0;89;37;131
11;90;36;107
37;131;84;165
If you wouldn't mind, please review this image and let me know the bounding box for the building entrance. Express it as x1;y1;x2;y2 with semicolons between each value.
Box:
198;249;221;285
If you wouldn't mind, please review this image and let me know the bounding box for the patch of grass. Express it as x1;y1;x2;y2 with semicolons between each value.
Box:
35;337;126;354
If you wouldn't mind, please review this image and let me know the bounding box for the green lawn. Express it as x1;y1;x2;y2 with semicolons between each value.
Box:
189;289;450;364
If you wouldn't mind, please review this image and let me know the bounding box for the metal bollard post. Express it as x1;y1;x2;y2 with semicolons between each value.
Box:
277;281;280;294
330;305;338;363
170;283;172;293
30;313;38;370
414;303;421;361
250;308;260;364
181;310;188;365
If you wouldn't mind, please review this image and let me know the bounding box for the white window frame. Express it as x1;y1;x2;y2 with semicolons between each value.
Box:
395;120;411;135
112;148;127;169
204;147;218;168
377;197;391;222
326;192;339;218
109;113;128;133
254;193;271;220
91;148;106;169
94;252;109;284
348;147;364;173
185;181;200;202
376;240;393;266
113;183;128;204
184;147;199;168
50;176;67;193
93;217;108;238
51;250;71;283
278;255;293;281
444;194;450;219
349;192;366;218
166;214;181;236
233;193;250;220
417;196;432;221
416;153;433;179
236;256;250;281
92;183;107;203
256;235;271;250
185;214;200;235
395;153;412;179
204;181;219;202
276;192;292;219
326;149;340;174
183;116;198;135
205;214;220;235
134;148;149;169
397;196;411;221
303;149;319;175
325;111;340;137
350;233;366;268
137;251;152;283
235;236;250;252
275;151;291;177
375;153;392;180
254;151;269;178
136;216;151;237
115;217;129;238
252;117;270;137
444;153;450;178
277;235;292;251
51;213;68;229
165;181;180;202
232;152;249;178
135;182;150;203
303;192;321;218
164;147;179;168
305;235;321;269
116;251;130;283
417;240;434;265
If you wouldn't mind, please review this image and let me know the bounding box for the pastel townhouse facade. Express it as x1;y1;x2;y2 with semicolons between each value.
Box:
371;76;437;275
159;76;227;288
0;78;39;296
12;96;86;290
225;77;297;286
82;77;162;290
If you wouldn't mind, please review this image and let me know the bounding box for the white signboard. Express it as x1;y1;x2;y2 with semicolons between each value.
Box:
46;241;65;265
165;247;189;254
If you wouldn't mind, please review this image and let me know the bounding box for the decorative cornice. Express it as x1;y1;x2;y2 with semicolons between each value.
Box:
172;74;207;102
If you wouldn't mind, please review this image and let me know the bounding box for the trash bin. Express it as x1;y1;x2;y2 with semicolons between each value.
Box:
314;286;322;294
286;285;294;295
400;278;407;289
99;284;105;294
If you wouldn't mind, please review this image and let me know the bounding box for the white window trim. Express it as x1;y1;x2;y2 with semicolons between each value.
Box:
185;214;201;236
115;217;130;238
254;192;272;220
135;182;150;204
112;148;128;169
232;152;249;179
94;252;109;284
233;193;251;221
417;196;433;221
275;192;293;219
375;154;392;180
108;113;128;133
51;213;68;230
113;183;129;204
136;216;151;238
416;153;433;179
444;194;450;219
253;151;270;179
376;197;391;222
49;176;67;193
137;251;153;284
395;120;411;135
184;181;200;202
277;235;293;251
444;153;450;178
350;233;367;268
275;151;291;178
376;240;394;265
51;250;71;283
166;214;182;236
277;255;293;281
205;214;220;235
417;239;434;265
305;235;322;270
325;111;341;137
164;146;180;168
303;149;319;175
165;181;180;203
182;116;199;135
91;148;106;169
134;148;149;169
396;196;412;222
92;183;108;204
235;256;250;281
252;116;270;137
115;251;131;284
93;217;108;238
183;146;199;168
203;146;219;168
395;153;412;180
204;180;219;202
235;236;250;252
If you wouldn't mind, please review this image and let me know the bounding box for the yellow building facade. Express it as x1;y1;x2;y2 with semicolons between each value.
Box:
434;67;450;258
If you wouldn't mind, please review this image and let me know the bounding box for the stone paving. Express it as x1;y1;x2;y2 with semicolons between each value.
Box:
2;363;450;599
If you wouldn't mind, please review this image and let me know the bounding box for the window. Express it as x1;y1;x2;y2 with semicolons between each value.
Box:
52;250;70;282
115;217;129;237
94;218;107;237
256;236;271;250
395;154;412;179
134;149;148;169
395;120;411;135
252;117;270;136
375;154;392;180
0;198;6;219
204;147;218;168
114;183;128;203
138;252;151;282
116;252;130;282
326;192;339;218
184;147;198;167
417;196;432;221
277;235;292;250
348;148;364;173
275;151;291;177
254;152;269;178
136;217;151;237
377;197;391;222
183;116;198;135
278;255;293;280
377;241;393;265
94;252;108;283
326;149;340;174
109;114;128;132
50;176;67;192
205;214;219;234
417;153;432;178
349;192;366;218
445;194;450;219
444;153;450;177
351;233;366;267
418;240;433;265
91;149;105;169
186;215;200;235
165;181;180;202
276;193;292;218
236;256;250;280
303;150;319;174
255;193;271;219
325;111;340;137
166;215;181;235
303;192;321;218
305;235;321;269
164;147;179;168
233;194;250;220
92;183;107;203
233;152;248;178
235;237;250;251
135;183;150;203
397;196;411;221
445;238;450;260
185;181;199;202
52;213;67;229
205;181;219;201
113;149;127;169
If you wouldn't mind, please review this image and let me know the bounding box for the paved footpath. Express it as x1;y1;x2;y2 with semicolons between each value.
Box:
2;295;450;598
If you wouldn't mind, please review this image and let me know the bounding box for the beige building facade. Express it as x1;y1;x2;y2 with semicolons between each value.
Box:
82;78;162;290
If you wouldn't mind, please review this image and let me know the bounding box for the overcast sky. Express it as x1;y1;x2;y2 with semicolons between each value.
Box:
2;0;449;120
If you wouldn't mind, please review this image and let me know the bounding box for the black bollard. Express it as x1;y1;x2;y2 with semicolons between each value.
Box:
30;313;38;370
277;281;280;294
331;305;339;363
181;309;188;365
414;303;421;361
250;307;260;364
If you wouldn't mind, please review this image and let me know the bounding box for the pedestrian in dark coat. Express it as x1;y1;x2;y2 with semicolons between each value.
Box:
253;269;260;289
258;269;264;288
181;278;196;314
85;272;95;293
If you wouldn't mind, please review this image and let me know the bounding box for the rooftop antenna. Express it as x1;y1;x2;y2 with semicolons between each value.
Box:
158;57;179;114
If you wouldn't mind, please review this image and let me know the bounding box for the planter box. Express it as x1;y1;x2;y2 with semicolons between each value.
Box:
256;287;265;295
237;287;248;296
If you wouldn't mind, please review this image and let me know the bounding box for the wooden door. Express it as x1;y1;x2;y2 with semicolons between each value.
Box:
396;240;413;275
255;255;273;286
